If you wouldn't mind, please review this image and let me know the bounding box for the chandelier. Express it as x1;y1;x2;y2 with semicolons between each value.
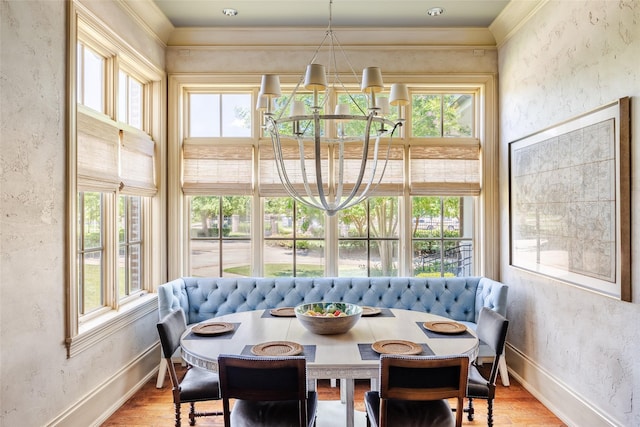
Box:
258;0;409;216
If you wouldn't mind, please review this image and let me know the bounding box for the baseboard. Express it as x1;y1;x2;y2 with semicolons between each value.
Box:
46;343;161;427
505;344;619;427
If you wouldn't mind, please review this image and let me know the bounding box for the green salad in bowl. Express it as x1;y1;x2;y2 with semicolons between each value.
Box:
295;302;363;334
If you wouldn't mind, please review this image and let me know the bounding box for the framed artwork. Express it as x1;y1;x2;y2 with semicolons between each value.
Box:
509;97;630;301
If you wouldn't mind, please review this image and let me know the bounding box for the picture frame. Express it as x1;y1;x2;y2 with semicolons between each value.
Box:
509;97;630;301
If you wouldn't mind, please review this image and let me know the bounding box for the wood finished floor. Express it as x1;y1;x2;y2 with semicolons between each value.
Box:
102;365;566;426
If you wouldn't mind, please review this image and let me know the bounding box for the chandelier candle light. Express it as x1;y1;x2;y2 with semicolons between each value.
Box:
258;0;409;216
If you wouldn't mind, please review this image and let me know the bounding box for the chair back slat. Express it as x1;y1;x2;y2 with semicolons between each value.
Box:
156;308;187;358
218;355;309;427
476;307;509;385
379;354;469;427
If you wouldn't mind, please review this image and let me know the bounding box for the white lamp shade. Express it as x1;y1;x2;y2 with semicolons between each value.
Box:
290;100;306;116
376;97;390;115
256;94;269;111
361;67;383;93
304;64;328;91
260;74;281;97
334;103;350;115
389;83;410;106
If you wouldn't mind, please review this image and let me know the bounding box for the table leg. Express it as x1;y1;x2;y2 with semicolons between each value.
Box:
307;378;317;392
344;378;355;427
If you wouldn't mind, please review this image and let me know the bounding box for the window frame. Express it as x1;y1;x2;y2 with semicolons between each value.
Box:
66;4;165;357
170;74;498;280
410;196;475;278
186;195;253;277
337;197;401;277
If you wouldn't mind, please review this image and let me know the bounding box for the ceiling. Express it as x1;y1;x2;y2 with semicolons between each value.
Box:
153;0;511;29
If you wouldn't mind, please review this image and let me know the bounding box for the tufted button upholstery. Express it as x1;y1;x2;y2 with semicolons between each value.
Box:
156;276;509;389
159;276;508;326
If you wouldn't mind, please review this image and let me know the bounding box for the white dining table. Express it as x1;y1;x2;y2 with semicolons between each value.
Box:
180;308;478;427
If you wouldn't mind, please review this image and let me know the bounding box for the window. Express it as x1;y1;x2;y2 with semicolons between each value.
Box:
411;93;473;137
188;196;252;277
338;197;399;277
77;42;105;113
77;191;104;314
173;77;493;279
264;198;325;277
118;70;143;129
119;195;143;298
67;8;164;357
189;93;252;137
411;196;474;277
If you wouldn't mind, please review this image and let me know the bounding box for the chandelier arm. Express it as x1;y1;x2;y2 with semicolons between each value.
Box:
330;34;367;116
275;75;305;121
269;120;303;200
312;112;331;210
333;118;401;211
331;113;375;211
355;121;402;201
297;134;324;207
334;138;345;203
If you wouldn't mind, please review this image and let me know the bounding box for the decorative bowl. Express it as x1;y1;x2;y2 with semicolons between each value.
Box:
294;302;363;335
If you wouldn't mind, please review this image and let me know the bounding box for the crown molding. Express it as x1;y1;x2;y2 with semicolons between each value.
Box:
167;26;498;48
489;0;548;47
118;0;175;45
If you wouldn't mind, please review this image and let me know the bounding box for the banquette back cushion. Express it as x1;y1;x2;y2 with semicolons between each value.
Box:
158;276;507;326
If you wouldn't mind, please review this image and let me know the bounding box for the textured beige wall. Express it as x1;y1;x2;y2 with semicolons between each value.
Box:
498;1;640;425
0;1;164;426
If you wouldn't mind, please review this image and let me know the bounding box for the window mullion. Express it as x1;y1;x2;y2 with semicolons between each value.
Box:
106;55;118;120
104;192;118;309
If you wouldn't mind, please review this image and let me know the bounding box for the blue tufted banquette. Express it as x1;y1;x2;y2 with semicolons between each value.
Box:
158;276;508;327
155;276;509;388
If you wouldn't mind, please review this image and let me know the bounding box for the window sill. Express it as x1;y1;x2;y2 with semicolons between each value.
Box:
66;293;158;358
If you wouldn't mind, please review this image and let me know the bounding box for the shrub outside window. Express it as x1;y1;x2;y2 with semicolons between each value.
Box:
77;191;103;314
263;198;325;277
411;196;474;277
338;197;399;277
189;196;252;277
411;94;473;137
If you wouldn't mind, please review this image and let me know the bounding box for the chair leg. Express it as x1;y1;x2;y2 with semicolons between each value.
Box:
189;402;196;426
157;357;168;388
466;398;474;421
487;398;494;427
174;402;181;427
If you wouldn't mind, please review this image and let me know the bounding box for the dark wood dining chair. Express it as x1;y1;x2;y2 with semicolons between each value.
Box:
217;354;317;427
364;354;470;427
465;307;510;426
157;309;222;426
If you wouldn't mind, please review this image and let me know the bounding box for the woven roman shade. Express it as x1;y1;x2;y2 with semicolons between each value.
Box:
77;109;120;191
182;142;253;195
339;142;404;196
121;129;157;196
409;143;480;196
77;108;157;195
259;140;327;197
259;140;403;197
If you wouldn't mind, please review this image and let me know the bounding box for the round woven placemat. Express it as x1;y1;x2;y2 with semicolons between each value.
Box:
371;340;422;355
251;341;303;356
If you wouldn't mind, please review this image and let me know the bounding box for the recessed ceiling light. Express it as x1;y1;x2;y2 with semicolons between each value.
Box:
426;7;444;17
222;8;238;17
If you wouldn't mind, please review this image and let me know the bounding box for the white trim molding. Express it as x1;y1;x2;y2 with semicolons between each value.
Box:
47;343;160;427
505;343;620;427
